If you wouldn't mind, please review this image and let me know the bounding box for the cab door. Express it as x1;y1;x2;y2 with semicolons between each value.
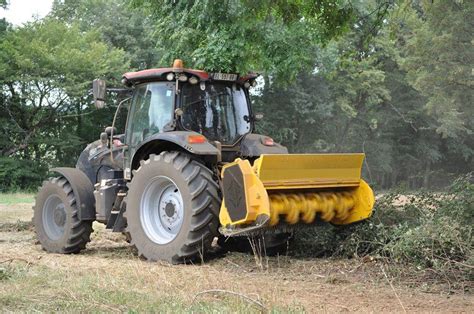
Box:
123;82;176;176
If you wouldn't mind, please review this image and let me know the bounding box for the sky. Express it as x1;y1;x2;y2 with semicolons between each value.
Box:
0;0;53;26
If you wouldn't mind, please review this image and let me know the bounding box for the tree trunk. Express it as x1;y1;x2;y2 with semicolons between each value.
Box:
423;161;431;189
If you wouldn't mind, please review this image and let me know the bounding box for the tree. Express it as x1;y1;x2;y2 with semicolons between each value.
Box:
131;0;392;79
254;71;334;152
52;0;160;69
0;0;8;34
0;18;128;190
400;0;474;139
387;0;474;186
1;0;470;191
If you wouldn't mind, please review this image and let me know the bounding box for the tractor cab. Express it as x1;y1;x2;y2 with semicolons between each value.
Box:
123;73;253;148
121;59;257;146
100;60;281;176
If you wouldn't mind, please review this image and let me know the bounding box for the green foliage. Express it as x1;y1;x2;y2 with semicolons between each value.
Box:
0;0;472;191
0;1;6;33
253;0;473;188
52;0;159;69
0;157;46;192
399;1;474;139
0;18;129;191
388;175;473;269
0;267;12;281
0;19;127;95
131;0;391;79
254;72;334;151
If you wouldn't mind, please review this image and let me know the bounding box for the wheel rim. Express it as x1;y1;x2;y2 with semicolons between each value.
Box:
140;176;184;244
42;194;66;240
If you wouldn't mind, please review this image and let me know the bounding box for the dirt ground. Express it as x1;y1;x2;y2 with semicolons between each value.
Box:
1;200;473;312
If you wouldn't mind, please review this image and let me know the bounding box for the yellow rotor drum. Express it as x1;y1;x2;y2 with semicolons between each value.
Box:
219;154;375;229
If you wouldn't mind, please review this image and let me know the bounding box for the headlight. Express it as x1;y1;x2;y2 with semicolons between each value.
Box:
178;74;188;82
189;76;199;84
166;73;175;81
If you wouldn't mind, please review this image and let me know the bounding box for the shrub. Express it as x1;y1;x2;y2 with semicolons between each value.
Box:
388;174;473;280
293;173;473;282
0;157;47;192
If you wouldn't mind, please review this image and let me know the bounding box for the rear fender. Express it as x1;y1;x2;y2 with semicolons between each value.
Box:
130;131;219;173
50;167;96;220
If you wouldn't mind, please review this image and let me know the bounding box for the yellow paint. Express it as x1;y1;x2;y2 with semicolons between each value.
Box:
219;159;270;227
219;154;375;228
268;190;355;226
253;154;364;189
331;179;375;225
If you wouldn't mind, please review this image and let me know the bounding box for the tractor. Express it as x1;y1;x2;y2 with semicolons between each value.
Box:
33;59;375;263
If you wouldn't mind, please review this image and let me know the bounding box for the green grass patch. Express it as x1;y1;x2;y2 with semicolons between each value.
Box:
0;193;34;205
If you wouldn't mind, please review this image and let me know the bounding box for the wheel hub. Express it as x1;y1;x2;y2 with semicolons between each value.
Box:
164;202;176;217
140;176;184;244
42;194;66;240
53;205;66;227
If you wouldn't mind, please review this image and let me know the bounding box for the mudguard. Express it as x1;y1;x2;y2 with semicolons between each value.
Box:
129;131;219;173
50;167;96;220
134;131;219;156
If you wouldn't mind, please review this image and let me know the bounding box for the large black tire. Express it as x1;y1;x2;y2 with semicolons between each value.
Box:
33;177;93;253
125;151;221;264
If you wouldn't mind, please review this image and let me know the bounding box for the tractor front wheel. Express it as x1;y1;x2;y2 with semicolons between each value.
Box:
33;177;93;253
125;151;220;264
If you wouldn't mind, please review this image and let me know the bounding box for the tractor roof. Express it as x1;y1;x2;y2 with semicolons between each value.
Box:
122;59;258;86
123;67;209;84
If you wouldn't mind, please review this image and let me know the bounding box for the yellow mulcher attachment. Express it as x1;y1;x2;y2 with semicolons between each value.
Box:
219;154;375;235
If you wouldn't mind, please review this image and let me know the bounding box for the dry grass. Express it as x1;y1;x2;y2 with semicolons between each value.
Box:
0;203;33;224
0;193;34;205
0;193;473;312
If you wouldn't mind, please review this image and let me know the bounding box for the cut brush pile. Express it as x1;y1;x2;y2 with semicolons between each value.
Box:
293;173;473;292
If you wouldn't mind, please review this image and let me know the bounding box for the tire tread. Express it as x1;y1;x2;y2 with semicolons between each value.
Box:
129;151;221;263
34;176;93;254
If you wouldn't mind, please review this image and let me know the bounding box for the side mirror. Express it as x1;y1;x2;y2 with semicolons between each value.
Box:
174;108;184;118
92;79;106;109
105;126;117;137
254;113;264;121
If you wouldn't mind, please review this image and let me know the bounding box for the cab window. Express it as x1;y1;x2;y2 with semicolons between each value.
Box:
126;82;175;148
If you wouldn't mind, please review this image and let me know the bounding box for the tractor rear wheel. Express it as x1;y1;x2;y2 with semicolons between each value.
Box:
33;177;93;253
125;151;220;263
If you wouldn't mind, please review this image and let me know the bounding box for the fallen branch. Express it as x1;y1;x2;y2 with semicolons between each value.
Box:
192;289;267;311
434;255;474;269
224;258;248;272
0;258;32;264
380;264;406;313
